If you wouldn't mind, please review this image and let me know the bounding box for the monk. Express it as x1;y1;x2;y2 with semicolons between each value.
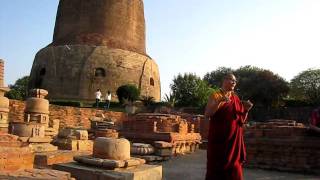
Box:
205;73;253;180
309;106;320;133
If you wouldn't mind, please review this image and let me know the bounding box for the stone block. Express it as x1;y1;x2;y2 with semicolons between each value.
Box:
53;162;162;180
77;140;93;151
95;129;119;138
75;156;124;169
51;119;60;130
124;158;145;167
54;139;77;150
133;155;164;162
58;128;76;139
29;143;58;153
34;150;91;168
10;122;46;137
0;146;34;172
28;137;52;143
131;143;154;155
0;169;73;180
93;138;130;160
54;138;93;151
155;148;173;157
153;141;173;148
75;130;89;140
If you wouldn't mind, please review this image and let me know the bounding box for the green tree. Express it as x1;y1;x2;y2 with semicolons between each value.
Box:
116;84;140;104
170;73;215;107
204;66;289;107
5;76;29;100
236;66;289;107
203;67;233;88
290;69;320;104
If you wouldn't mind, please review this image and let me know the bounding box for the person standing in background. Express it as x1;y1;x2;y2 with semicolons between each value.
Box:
95;89;102;108
105;91;112;110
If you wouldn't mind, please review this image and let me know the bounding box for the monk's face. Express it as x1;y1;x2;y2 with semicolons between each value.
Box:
222;75;237;91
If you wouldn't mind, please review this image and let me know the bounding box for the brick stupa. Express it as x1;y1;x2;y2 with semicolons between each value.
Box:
29;0;160;101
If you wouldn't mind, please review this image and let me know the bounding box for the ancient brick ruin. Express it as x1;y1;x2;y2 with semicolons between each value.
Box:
121;113;202;157
245;119;320;174
28;0;160;101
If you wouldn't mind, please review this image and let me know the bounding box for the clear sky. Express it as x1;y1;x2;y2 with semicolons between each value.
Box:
1;0;320;98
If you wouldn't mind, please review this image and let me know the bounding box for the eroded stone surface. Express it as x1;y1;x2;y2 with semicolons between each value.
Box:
131;143;155;155
34;150;91;168
53;162;162;180
74;155;145;169
93;138;130;160
0;169;73;180
0;146;34;172
53;138;93;151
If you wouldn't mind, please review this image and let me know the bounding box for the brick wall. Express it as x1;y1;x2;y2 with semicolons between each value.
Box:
8;100;128;129
245;120;320;174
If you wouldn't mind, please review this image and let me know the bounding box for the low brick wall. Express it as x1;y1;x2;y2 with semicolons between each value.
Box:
8;100;128;129
245;120;320;174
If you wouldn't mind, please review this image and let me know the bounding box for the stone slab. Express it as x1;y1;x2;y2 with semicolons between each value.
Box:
133;155;165;162
153;141;173;148
74;155;145;169
29;143;58;153
53;139;93;151
34;150;91;168
0;169;73;180
28;137;52;143
0;146;34;172
155;148;173;157
53;162;162;180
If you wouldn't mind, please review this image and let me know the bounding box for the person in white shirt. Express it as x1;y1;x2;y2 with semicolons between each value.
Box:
105;91;112;110
95;89;102;107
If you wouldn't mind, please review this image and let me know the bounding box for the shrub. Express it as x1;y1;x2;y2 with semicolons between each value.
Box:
116;84;140;104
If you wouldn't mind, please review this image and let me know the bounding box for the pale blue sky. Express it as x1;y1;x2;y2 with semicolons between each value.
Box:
1;0;320;98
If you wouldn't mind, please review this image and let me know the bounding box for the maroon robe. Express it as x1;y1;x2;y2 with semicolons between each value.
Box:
206;94;248;180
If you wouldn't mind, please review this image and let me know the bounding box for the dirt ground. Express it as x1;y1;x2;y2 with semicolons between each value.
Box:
160;150;320;180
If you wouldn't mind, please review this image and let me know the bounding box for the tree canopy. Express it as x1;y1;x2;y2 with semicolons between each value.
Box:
203;66;289;107
290;69;320;104
5;76;29;100
170;73;215;107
